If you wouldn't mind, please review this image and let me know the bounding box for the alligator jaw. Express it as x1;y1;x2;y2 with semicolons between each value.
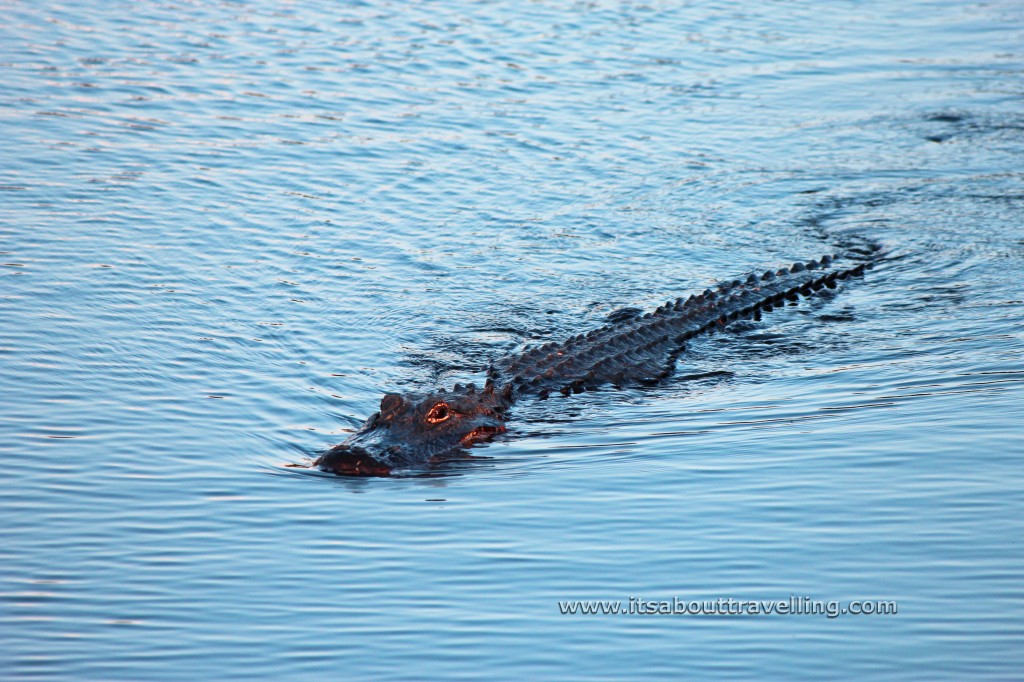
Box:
460;424;506;447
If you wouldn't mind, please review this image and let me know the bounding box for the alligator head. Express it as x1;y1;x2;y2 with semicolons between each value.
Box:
315;382;511;476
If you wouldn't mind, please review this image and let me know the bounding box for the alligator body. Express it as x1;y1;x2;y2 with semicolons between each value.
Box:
315;255;870;476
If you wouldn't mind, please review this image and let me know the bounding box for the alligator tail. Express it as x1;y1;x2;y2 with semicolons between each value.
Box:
493;255;871;398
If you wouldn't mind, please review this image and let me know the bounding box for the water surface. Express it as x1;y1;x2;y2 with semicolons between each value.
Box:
2;0;1023;679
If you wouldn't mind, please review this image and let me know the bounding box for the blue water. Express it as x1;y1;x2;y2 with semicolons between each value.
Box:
2;0;1023;679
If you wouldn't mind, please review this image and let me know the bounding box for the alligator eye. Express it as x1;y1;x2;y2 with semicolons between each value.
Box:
425;402;451;424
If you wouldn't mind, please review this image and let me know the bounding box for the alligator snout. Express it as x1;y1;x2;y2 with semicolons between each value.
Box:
316;445;391;477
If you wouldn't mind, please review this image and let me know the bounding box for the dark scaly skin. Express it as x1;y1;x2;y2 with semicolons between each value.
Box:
315;255;870;476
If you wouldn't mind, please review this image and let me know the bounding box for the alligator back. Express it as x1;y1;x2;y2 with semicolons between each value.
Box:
491;255;869;398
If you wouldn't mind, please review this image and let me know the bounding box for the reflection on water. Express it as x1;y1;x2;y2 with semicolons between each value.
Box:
2;0;1023;679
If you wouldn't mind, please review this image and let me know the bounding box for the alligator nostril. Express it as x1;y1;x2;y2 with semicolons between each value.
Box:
317;445;391;477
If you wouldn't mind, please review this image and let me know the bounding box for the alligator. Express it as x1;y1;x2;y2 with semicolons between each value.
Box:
315;254;870;476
